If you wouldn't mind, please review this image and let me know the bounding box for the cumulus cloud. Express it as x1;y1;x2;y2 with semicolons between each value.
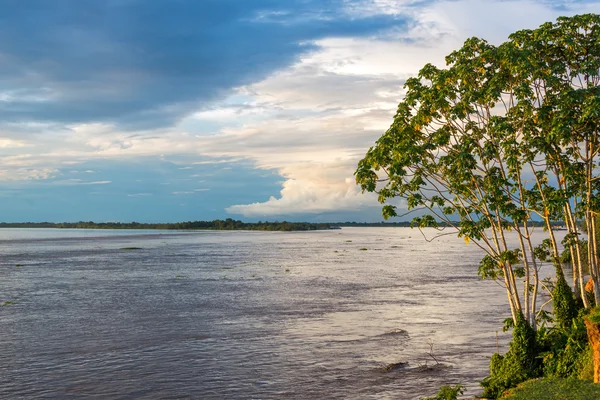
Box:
213;0;600;216
225;161;377;216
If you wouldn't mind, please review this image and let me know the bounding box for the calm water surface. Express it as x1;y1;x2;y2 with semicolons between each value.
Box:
0;227;555;399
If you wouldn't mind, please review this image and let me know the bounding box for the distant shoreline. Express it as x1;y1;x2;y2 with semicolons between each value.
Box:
0;219;568;231
0;220;334;232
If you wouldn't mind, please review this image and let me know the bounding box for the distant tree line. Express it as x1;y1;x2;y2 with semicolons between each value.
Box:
0;219;333;232
0;219;567;230
335;220;563;228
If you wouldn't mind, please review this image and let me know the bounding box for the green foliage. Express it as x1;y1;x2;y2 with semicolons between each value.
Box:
559;240;589;271
584;306;600;325
419;384;464;400
481;312;539;398
500;378;600;400
491;305;592;396
479;254;501;280
552;265;578;330
576;347;594;381
357;12;600;333
502;317;515;332
559;246;572;264
485;288;590;397
537;318;589;379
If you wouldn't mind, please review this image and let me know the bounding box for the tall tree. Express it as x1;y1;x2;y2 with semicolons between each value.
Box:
356;14;600;329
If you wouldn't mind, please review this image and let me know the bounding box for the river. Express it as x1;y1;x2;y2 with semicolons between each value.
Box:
0;227;556;399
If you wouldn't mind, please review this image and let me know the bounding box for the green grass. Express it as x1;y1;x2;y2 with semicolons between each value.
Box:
501;378;600;399
1;301;17;306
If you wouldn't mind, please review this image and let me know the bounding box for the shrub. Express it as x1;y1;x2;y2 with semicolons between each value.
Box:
481;312;539;398
552;266;578;330
419;384;464;400
538;317;589;379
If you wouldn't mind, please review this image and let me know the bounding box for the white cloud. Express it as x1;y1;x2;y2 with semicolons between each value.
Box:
0;168;57;181
84;180;111;185
49;179;112;186
127;193;152;197
226;161;378;216
0;138;28;148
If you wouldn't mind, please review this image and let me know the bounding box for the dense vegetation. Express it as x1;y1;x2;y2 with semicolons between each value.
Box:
357;13;600;399
0;219;333;231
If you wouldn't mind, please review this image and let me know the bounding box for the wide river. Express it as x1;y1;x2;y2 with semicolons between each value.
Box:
0;227;559;399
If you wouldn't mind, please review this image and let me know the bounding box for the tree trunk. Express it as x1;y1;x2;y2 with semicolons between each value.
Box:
584;318;600;383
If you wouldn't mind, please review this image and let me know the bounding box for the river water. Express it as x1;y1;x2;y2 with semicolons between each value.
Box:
0;227;556;399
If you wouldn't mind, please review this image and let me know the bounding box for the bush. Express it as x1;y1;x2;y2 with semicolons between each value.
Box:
576;346;594;381
538;317;590;379
552;265;578;330
480;312;539;398
419;384;464;400
501;377;600;399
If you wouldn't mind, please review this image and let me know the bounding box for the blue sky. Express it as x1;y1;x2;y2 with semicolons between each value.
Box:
1;0;599;222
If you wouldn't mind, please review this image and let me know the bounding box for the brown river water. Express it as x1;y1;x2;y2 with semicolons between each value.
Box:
0;227;561;399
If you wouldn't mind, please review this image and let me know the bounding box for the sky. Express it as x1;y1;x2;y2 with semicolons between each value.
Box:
1;0;600;223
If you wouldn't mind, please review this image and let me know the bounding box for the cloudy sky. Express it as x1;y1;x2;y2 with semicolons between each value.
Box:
1;0;599;222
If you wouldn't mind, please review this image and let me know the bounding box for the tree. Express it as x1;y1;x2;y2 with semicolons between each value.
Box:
356;14;600;330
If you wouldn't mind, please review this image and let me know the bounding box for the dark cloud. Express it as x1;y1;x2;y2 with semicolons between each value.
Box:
0;0;405;128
